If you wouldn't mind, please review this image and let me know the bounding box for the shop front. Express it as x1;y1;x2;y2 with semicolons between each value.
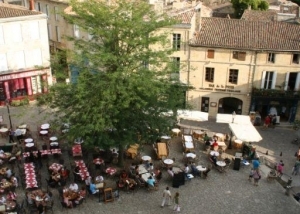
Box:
0;69;50;104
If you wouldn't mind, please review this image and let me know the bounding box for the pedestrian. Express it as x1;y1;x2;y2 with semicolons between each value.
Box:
264;115;271;128
248;168;254;182
161;186;171;208
292;160;300;175
173;192;180;212
252;169;261;186
276;160;284;176
8;128;14;143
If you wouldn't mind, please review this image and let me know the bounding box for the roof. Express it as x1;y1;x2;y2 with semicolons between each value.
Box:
190;17;300;51
0;3;42;19
241;10;277;22
176;9;194;24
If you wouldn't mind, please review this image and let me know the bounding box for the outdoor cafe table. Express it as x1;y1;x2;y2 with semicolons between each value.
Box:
49;163;63;172
39;130;48;135
138;164;148;174
196;165;207;177
163;159;174;167
141;155;151;162
172;128;181;136
75;160;90;180
93;158;104;165
216;161;226;169
41;123;50;130
210;151;219;157
51;149;62;154
72;145;82;157
186;153;196;159
24;163;38;189
25;138;33;143
49;136;58;142
106;167;117;176
25;143;35;148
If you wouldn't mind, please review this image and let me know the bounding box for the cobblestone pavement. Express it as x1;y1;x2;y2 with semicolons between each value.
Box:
0;104;299;214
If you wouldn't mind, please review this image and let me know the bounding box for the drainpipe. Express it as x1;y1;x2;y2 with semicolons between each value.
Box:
29;0;35;11
249;50;258;113
186;30;190;108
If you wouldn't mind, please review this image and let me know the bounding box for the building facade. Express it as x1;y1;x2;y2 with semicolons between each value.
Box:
0;3;52;104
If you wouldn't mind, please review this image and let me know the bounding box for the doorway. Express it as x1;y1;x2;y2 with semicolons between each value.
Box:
218;97;243;114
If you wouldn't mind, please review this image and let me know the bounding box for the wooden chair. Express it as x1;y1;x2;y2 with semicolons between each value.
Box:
104;188;114;203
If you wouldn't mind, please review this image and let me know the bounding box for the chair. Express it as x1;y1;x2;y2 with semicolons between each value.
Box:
44;200;54;214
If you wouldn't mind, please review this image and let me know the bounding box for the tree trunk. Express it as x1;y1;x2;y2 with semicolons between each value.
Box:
118;144;124;167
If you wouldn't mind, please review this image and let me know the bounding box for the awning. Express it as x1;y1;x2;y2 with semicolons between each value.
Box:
177;110;208;122
229;123;262;142
216;114;252;125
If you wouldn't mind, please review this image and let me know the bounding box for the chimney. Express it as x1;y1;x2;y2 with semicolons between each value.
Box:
29;0;35;11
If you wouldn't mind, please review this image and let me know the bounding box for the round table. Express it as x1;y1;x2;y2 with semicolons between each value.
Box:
26;143;34;148
25;138;33;143
50;142;59;146
196;165;207;171
210;151;219;157
186;153;196;159
0;128;8;133
41;124;50;130
163;159;174;165
161;136;171;140
50;136;58;141
216;161;226;167
40;130;48;135
141;155;152;161
171;128;181;136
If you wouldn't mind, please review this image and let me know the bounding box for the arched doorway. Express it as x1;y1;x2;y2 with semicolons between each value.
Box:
218;97;243;114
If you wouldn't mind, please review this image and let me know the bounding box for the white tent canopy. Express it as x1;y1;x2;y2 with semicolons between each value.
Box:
177;110;208;122
216;113;262;142
229;123;263;142
216;114;252;125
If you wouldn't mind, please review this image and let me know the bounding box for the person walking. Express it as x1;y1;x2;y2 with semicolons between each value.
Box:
292;160;300;175
8;128;14;143
173;192;180;212
161;186;171;208
252;169;261;186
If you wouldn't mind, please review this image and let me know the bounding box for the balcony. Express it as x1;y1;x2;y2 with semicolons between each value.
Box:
252;88;300;98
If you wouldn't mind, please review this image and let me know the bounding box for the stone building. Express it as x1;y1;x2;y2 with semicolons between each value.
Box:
0;2;52;104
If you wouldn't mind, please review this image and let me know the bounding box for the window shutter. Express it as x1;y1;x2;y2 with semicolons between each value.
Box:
261;71;266;89
295;72;300;91
271;71;277;89
284;72;290;91
239;52;246;61
207;50;214;59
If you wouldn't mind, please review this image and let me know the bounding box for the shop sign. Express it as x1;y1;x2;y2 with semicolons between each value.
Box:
0;70;47;81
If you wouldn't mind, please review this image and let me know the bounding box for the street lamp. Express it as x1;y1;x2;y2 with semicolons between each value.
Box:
5;99;12;129
228;111;236;149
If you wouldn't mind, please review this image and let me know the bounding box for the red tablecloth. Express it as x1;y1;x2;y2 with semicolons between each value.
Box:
75;160;90;180
24;163;38;189
49;163;63;172
51;149;62;154
93;158;104;165
106;167;117;175
40;150;51;156
72;145;82;156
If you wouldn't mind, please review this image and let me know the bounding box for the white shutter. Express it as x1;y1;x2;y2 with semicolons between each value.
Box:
284;72;290;91
271;71;277;89
47;24;52;40
295;72;300;91
261;71;266;89
37;75;42;93
0;54;8;71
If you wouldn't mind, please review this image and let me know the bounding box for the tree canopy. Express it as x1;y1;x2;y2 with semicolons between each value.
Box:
41;0;188;165
231;0;269;18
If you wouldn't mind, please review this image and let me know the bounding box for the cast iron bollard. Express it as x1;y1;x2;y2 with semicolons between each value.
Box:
285;185;292;196
287;177;293;186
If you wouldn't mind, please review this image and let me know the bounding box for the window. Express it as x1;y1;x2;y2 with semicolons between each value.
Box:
171;57;180;80
47;24;52;40
285;72;300;91
31;76;42;94
37;2;41;11
201;97;209;112
55;26;61;42
229;69;238;84
268;53;275;63
45;4;49;17
261;71;277;89
292;54;299;64
172;34;181;50
54;7;59;21
232;51;246;61
205;67;214;82
73;25;80;38
207;49;214;59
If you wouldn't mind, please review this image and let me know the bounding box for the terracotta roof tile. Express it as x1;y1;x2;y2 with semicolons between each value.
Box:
176;10;194;24
190;17;300;51
0;3;41;19
241;10;278;22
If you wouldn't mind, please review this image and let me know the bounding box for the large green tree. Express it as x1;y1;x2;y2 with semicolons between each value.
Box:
231;0;269;18
41;0;187;165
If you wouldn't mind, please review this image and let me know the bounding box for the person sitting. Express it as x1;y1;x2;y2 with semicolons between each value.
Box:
75;186;86;204
203;133;210;142
135;174;146;187
0;195;6;205
5;168;12;179
89;182;99;195
183;164;191;180
6;191;16;201
146;176;156;188
85;176;92;188
69;182;79;192
60;168;69;180
210;154;218;166
149;163;154;172
190;163;200;177
120;170;128;183
95;175;104;183
63;195;73;208
167;167;174;177
129;163;136;171
154;168;162;181
10;176;18;187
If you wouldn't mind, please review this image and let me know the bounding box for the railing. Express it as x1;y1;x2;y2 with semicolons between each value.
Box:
252;88;300;98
